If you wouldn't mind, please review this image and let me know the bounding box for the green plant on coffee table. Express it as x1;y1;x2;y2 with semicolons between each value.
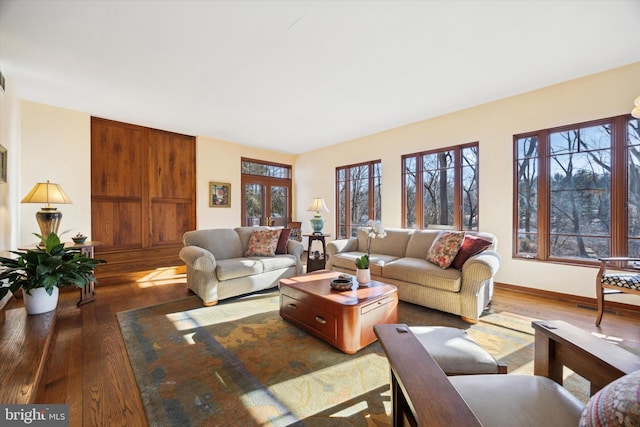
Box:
0;232;106;299
353;220;386;270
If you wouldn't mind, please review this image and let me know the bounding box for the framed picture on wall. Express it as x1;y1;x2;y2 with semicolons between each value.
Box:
0;145;6;183
209;182;231;207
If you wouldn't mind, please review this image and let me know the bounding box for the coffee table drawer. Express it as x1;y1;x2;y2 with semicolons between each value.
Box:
281;295;337;344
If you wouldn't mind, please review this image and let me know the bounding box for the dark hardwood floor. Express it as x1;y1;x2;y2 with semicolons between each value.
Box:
3;267;638;427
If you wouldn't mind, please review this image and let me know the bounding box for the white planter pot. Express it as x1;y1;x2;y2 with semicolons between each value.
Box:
23;287;59;315
356;268;371;285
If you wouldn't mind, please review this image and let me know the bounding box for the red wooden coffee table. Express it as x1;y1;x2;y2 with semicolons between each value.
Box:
279;270;398;354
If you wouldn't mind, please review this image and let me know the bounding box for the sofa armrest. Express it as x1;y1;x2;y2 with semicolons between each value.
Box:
286;240;305;274
286;239;304;257
463;250;501;278
326;238;358;270
179;246;217;272
326;238;358;256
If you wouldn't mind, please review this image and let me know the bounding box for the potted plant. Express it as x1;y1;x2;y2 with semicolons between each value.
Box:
354;220;386;285
0;232;105;315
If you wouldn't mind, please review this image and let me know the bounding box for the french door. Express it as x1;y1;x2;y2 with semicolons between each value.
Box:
242;178;291;227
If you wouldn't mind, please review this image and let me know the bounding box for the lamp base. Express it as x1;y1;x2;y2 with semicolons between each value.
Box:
36;207;62;241
310;215;325;233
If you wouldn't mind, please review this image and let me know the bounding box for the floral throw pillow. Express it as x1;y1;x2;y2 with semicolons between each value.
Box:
426;231;465;269
245;229;281;257
579;369;640;427
450;235;493;270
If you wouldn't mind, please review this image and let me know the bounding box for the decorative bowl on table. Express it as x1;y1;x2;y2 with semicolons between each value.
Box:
72;235;88;244
330;276;353;291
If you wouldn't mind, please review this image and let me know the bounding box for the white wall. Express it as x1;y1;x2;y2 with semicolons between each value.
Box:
0;76;21;253
195;135;296;229
19;101;91;245
296;61;640;304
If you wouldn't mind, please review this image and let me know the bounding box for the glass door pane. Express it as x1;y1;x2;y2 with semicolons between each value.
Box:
269;185;288;227
244;183;263;226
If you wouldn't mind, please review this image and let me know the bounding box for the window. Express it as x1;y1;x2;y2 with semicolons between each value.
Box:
514;115;640;263
336;160;382;238
241;158;292;227
402;143;479;230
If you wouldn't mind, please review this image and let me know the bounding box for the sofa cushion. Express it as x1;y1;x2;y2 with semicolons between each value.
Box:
579;369;640;427
216;258;264;281
183;228;243;260
245;229;281;256
383;257;462;292
358;228;411;258
256;254;297;273
405;230;439;258
451;235;493;270
276;228;292;254
330;252;399;276
427;231;465;268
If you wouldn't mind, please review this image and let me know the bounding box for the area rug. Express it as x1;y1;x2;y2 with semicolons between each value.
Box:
117;291;582;426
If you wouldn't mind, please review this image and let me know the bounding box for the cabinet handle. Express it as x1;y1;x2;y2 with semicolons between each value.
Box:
315;316;326;324
288;303;297;309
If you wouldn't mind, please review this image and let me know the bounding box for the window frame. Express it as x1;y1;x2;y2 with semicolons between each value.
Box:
240;157;292;227
335;160;382;239
513;115;633;266
401;142;479;230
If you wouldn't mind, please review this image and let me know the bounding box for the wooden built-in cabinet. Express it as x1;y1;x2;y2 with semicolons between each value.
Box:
91;117;196;276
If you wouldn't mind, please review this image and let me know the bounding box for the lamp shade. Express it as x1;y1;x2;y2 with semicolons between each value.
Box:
307;197;329;213
632;96;640;119
21;181;72;206
21;181;72;241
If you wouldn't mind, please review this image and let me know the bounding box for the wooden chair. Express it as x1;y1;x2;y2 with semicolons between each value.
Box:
287;222;302;242
374;321;640;427
595;257;640;325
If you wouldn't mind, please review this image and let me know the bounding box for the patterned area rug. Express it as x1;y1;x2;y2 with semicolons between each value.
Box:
117;290;583;426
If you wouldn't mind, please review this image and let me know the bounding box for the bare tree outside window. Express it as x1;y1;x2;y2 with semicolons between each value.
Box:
336;161;382;239
514;116;640;264
402;142;478;231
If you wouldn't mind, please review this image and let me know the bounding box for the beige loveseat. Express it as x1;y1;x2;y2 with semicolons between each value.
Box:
326;228;500;322
179;227;304;306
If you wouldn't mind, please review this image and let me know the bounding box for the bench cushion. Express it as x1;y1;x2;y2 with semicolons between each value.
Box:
410;326;500;374
450;375;584;427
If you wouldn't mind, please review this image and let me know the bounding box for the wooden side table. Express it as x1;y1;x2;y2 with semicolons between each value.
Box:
304;233;330;272
68;241;99;306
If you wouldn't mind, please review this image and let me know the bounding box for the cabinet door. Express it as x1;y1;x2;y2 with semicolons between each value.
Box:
91;118;146;248
148;129;196;246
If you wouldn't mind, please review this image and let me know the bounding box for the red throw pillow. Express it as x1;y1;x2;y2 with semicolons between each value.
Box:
276;228;292;254
451;235;492;270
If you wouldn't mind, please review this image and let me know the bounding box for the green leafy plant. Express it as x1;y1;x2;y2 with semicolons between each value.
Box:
355;253;370;269
0;232;106;298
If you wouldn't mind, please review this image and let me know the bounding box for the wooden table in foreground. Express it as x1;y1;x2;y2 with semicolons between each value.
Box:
532;319;640;396
279;270;398;354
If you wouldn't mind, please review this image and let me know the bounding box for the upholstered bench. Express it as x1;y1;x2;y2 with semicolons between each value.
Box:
409;325;507;375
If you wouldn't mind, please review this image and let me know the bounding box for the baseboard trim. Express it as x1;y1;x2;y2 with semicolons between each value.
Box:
494;282;640;318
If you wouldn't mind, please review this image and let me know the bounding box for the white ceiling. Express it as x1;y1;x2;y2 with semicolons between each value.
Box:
1;0;639;155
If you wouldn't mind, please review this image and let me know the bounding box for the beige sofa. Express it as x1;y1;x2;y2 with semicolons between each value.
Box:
179;227;304;306
326;228;500;322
